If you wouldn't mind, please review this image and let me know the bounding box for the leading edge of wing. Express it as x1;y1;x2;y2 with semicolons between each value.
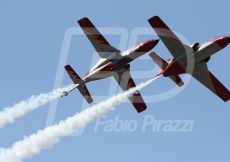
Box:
77;17;120;58
148;16;192;60
78;17;110;45
148;16;181;42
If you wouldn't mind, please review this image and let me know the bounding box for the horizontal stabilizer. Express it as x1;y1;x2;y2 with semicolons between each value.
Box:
149;52;168;69
65;65;82;84
149;52;184;87
78;84;93;104
169;75;184;87
65;64;93;104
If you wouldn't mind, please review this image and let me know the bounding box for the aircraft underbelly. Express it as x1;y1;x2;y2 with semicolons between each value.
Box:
85;70;114;82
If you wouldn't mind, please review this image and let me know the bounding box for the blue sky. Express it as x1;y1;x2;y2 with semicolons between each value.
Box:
0;0;229;162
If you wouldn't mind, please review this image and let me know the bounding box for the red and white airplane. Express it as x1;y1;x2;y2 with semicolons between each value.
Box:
61;17;159;113
148;16;230;102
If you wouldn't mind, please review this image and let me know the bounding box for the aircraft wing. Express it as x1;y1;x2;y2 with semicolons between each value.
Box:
113;68;147;113
148;16;192;63
78;17;120;58
192;63;230;102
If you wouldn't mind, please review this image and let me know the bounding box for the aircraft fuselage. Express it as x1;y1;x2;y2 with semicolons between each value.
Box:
65;39;159;96
83;39;158;82
161;36;230;77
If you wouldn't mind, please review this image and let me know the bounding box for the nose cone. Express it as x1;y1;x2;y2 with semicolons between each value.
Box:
227;36;230;44
136;39;159;52
211;36;230;48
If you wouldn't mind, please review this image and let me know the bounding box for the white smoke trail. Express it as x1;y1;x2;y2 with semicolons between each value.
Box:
0;85;71;128
0;76;160;162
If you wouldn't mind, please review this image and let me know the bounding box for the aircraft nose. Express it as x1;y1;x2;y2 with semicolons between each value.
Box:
215;36;230;48
137;39;159;52
147;39;160;48
227;36;230;42
152;39;160;46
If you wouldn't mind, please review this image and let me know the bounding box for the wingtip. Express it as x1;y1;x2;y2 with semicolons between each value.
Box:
148;15;160;22
65;65;72;71
136;105;147;113
148;16;169;29
87;97;94;104
77;17;89;23
223;99;230;102
222;94;230;102
77;17;94;28
178;81;184;87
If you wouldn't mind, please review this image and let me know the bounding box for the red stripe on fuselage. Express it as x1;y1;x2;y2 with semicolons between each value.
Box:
208;36;230;49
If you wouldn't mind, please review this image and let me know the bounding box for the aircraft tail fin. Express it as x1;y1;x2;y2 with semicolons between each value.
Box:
65;65;93;103
149;52;184;87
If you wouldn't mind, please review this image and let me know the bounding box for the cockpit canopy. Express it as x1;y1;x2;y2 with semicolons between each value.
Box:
191;43;200;52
